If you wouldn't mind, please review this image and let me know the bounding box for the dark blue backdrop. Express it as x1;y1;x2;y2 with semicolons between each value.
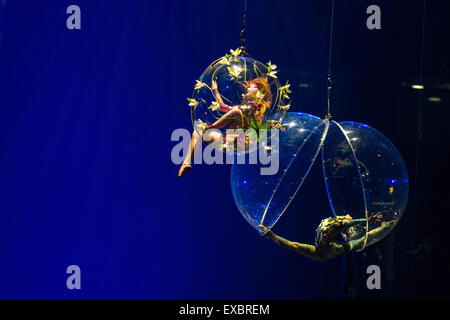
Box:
0;0;446;299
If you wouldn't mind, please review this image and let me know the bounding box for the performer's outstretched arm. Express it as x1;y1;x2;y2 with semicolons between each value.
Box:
263;229;325;262
347;220;396;251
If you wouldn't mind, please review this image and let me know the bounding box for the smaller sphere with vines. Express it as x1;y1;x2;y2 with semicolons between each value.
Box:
189;49;289;152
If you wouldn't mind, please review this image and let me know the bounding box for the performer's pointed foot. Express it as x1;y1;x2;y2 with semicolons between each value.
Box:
178;163;192;179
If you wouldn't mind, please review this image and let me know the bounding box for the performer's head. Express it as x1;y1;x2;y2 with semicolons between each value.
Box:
241;77;272;124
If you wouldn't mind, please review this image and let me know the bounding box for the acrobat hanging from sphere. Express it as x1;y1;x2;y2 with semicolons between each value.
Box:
260;212;395;261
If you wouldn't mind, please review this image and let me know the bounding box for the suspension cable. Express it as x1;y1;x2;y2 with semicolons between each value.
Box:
239;0;248;51
410;0;427;297
325;0;335;120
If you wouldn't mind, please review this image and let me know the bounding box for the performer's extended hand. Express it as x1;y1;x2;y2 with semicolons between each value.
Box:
368;212;383;223
258;224;273;238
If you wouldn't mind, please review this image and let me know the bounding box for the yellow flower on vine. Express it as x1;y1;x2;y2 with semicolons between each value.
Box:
280;104;291;111
194;80;206;90
227;64;242;79
266;61;278;78
187;98;198;108
219;54;231;66
230;48;242;59
210;100;220;112
279;80;291;99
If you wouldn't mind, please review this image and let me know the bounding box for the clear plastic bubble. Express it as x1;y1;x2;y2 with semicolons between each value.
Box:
231;113;409;249
190;52;287;152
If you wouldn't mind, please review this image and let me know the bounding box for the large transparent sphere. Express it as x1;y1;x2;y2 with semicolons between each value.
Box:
231;113;409;249
191;56;284;139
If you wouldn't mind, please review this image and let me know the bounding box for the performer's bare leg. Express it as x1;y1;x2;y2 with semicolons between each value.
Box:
178;130;201;178
209;108;243;130
178;109;244;178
